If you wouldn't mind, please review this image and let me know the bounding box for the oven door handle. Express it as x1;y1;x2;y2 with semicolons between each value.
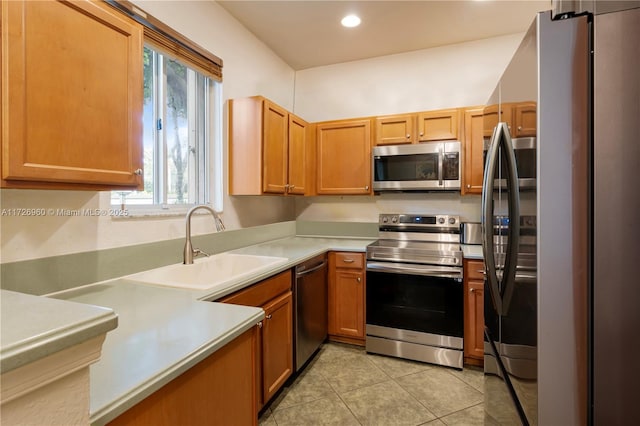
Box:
366;261;463;279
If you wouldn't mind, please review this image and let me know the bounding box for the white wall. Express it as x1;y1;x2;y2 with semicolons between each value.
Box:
294;33;523;122
0;0;296;263
293;33;524;222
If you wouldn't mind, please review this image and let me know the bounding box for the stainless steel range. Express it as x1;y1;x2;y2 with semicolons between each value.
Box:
365;213;464;369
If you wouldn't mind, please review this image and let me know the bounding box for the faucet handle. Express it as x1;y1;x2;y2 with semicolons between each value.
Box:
193;248;210;258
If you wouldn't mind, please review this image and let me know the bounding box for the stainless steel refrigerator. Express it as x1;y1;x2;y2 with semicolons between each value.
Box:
481;4;639;425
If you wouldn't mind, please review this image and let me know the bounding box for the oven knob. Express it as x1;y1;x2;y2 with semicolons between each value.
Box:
391;216;398;223
438;217;445;224
382;216;388;223
448;217;456;225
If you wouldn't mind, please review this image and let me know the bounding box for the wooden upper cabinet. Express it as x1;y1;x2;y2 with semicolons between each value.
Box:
316;119;372;195
262;100;289;194
483;103;513;138
513;102;537;137
1;0;143;190
229;96;310;196
417;108;459;142
374;114;415;145
287;114;309;195
462;107;485;195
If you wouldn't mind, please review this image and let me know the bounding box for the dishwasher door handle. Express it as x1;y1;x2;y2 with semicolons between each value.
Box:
296;261;327;277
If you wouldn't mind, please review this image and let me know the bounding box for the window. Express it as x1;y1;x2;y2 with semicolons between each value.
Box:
112;46;221;212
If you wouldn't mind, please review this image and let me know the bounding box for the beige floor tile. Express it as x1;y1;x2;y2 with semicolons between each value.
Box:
309;345;390;395
396;368;484;418
447;366;484;393
270;366;336;410
440;403;485;425
421;419;446;425
258;407;276;426
342;380;436;425
366;352;433;378
271;393;361;426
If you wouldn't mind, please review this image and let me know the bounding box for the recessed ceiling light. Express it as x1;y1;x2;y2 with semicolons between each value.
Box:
341;14;361;28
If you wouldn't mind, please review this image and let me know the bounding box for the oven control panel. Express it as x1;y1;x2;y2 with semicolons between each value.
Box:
379;214;459;228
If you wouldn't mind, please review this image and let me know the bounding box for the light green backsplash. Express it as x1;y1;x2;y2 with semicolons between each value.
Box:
0;221;296;296
296;221;378;238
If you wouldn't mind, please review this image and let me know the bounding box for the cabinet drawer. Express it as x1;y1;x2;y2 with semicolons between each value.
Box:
464;260;485;280
219;270;291;307
333;252;364;269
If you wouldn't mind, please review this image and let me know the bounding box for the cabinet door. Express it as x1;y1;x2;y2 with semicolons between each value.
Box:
375;114;415;145
462;107;485;195
108;327;257;426
262;291;293;403
316;119;371;195
288;113;308;195
328;252;365;341
483;104;513;138
330;270;365;339
1;0;143;188
417;109;459;141
513;102;537;137
464;260;485;362
262;100;289;194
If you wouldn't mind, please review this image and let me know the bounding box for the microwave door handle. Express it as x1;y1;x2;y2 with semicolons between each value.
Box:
438;145;444;186
482;124;503;314
499;123;520;315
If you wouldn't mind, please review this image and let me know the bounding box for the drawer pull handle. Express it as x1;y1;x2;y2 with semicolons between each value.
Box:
342;259;355;263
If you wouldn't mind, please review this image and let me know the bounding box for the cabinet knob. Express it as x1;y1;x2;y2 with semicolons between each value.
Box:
357;277;361;283
364;185;369;191
406;134;411;138
470;288;475;293
290;184;295;190
467;184;471;189
134;168;143;176
257;321;263;328
419;132;424;136
265;314;272;320
518;126;522;131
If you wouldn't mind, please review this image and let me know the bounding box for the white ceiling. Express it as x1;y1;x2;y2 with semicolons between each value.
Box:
217;0;552;70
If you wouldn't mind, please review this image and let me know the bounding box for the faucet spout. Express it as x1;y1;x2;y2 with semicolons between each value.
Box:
183;205;225;265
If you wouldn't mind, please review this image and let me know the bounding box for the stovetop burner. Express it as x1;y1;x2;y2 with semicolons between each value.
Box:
367;214;463;267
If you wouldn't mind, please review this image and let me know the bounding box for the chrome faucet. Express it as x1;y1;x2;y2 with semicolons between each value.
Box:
183;205;225;265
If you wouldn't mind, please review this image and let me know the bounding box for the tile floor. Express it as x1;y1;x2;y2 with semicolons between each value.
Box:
259;342;486;426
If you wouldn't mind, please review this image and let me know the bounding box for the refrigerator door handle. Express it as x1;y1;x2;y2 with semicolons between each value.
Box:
438;144;444;186
500;123;520;315
481;124;503;314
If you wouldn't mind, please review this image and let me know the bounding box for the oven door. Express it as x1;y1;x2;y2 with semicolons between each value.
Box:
366;262;464;345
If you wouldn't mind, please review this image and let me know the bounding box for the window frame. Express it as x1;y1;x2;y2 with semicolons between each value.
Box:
111;46;222;215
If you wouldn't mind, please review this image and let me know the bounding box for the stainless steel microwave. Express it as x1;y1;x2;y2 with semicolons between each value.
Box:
483;136;536;189
372;142;461;192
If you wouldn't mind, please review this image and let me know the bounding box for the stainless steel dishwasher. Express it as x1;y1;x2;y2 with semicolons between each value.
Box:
294;253;328;371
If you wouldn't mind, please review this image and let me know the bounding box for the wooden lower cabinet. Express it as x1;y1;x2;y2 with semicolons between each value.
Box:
219;271;293;411
108;326;257;426
328;252;366;345
261;291;293;403
463;259;485;366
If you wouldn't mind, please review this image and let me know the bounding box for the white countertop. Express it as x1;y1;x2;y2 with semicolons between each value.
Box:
0;289;117;373
49;236;374;425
